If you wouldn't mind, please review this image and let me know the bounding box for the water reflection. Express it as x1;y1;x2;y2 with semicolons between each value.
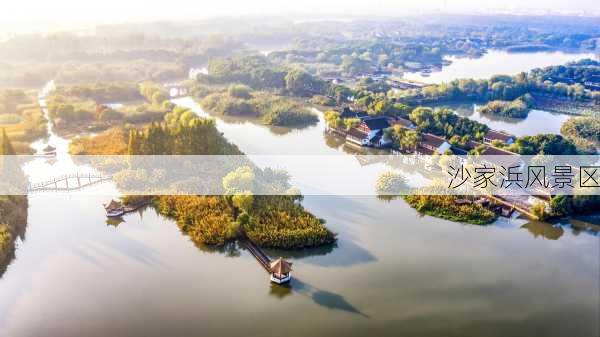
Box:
566;217;600;236
270;279;370;318
192;240;242;258
431;102;571;136
520;216;600;240
0;196;28;278
521;221;564;240
266;239;376;268
200;108;318;136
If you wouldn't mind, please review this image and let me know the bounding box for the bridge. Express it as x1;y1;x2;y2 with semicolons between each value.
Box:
240;235;272;272
28;173;112;193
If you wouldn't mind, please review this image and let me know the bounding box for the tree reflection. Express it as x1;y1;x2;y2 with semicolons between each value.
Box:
521;221;564;240
0;196;28;278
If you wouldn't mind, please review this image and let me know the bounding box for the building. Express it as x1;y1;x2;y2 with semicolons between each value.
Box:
339;106;369;120
346;127;369;146
388;79;428;90
417;133;452;155
356;117;390;134
346;116;391;147
389;117;416;130
584;75;600;91
345;116;391;147
483;130;515;145
270;258;292;284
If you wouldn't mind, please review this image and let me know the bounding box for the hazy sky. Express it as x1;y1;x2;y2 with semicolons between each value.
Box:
2;0;599;33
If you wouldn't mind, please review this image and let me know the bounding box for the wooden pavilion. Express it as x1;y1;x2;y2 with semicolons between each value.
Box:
269;257;292;284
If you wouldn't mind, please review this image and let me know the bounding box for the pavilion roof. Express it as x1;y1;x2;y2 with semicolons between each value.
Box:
270;257;292;274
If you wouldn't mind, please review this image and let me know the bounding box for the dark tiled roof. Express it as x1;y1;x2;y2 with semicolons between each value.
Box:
588;74;600;83
340;107;369;119
362;117;390;131
484;130;514;142
481;146;517;156
356;111;369;119
420;133;447;148
346;127;367;139
416;146;435;155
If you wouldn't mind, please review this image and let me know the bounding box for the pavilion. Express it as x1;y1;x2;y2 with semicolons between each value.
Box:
270;258;292;284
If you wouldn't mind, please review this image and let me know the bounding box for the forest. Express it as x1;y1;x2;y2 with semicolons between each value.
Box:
70;102;335;249
200;84;318;127
0;89;46;153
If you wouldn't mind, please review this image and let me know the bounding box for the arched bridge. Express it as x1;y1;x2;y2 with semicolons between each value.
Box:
28;173;113;193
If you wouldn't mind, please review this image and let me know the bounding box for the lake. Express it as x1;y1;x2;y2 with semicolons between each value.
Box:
403;50;596;84
1;191;597;337
0;63;598;336
429;102;572;136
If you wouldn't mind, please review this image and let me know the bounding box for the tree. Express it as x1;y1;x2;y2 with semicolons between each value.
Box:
228;84;252;99
324;110;341;129
376;171;407;196
400;130;420;153
222;166;255;194
550;195;573;216
232;192;254;212
343;118;360;130
531;202;548;220
284;69;325;96
151;91;168;105
0;129;15;155
385;126;421;153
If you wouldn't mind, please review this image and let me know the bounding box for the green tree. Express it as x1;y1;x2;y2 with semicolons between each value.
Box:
324;110;341;129
0;129;15;155
284;69;325;96
227;84;252;99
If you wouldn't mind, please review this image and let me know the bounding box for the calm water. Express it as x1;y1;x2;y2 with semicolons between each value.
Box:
430;102;572;136
1;192;598;337
0;77;599;336
403;50;595;84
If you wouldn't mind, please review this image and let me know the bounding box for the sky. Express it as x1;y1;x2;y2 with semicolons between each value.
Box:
1;0;599;33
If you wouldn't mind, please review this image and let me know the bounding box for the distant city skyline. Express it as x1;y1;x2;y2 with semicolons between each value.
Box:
1;0;599;34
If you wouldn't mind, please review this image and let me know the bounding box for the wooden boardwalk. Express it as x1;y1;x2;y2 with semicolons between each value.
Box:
241;237;272;272
485;195;539;220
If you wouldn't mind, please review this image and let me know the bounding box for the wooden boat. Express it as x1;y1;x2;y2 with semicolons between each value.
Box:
106;208;125;218
43;145;56;152
104;199;149;218
104;199;124;217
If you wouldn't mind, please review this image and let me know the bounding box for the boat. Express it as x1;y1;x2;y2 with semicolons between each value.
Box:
104;199;124;218
104;199;149;218
38;144;57;157
43;145;56;152
106;208;125;218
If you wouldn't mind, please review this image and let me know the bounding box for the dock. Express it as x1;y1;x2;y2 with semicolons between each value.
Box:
240;235;293;284
485;195;539;220
240;236;272;272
